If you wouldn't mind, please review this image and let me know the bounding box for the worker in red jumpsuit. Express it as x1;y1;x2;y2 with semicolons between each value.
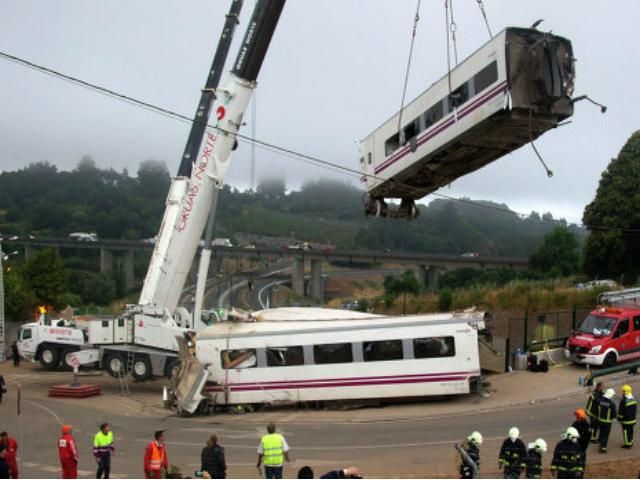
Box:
58;425;79;479
0;432;18;479
144;431;168;479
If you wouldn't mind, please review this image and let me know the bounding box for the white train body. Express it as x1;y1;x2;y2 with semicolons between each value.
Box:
191;308;483;406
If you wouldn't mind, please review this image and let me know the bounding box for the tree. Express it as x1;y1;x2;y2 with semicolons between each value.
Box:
4;269;36;321
583;131;640;282
383;270;421;313
22;248;69;309
257;177;286;198
529;227;580;277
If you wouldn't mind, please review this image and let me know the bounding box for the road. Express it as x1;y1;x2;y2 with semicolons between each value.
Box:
1;364;639;478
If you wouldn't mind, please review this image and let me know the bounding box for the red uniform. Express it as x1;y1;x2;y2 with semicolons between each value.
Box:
1;437;18;479
58;429;78;479
144;441;168;479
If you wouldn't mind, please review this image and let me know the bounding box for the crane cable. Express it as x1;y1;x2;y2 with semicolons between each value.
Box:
396;0;422;139
476;0;493;38
444;0;459;94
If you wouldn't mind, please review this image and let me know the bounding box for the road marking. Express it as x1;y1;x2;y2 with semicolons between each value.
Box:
26;400;64;426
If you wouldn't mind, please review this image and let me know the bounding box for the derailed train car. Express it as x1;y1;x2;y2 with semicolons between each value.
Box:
360;27;575;218
172;308;486;414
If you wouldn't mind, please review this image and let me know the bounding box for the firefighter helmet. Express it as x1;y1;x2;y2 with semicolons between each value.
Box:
468;431;483;445
565;426;580;442
622;384;632;395
604;388;615;399
533;438;547;453
508;427;520;441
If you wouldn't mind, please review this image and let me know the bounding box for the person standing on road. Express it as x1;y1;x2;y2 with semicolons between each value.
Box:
10;342;20;368
550;427;582;479
144;430;168;479
459;431;482;479
0;431;18;479
58;425;79;479
0;374;6;404
618;384;637;448
597;388;617;453
93;423;115;479
498;427;527;479
585;382;603;443
521;438;546;479
571;409;590;478
201;434;226;479
0;445;11;479
257;423;290;479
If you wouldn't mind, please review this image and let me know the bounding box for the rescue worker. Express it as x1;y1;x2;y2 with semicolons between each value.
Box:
257;423;291;479
597;388;617;453
550;427;582;479
498;427;527;479
571;409;590;478
144;430;168;479
521;438;546;479
585;382;603;443
0;432;18;479
459;431;482;479
617;384;637;448
93;422;115;479
11;341;20;368
0;445;11;479
58;425;79;479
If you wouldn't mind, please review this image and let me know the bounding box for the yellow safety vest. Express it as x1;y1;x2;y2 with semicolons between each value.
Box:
261;433;284;466
93;431;114;456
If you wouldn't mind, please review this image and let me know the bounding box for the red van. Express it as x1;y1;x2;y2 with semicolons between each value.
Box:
566;306;640;367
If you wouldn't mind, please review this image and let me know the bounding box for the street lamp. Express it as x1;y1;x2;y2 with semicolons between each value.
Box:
0;235;19;361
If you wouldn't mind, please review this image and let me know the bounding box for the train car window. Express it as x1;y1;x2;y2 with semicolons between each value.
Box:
314;343;353;364
448;83;470;110
363;340;404;362
423;102;444;129
402;117;421;144
413;336;456;358
221;349;257;369
473;60;498;94
385;133;400;156
266;346;305;367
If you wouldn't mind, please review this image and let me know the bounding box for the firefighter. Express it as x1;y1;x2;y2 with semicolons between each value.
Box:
617;384;637;448
144;430;168;479
93;423;115;479
58;425;79;479
0;432;18;479
571;409;590;478
521;438;546;479
597;388;617;453
550;427;582;479
498;427;527;479
459;431;482;479
585;382;603;443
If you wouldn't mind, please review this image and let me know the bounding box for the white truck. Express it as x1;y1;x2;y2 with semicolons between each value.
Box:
18;0;287;380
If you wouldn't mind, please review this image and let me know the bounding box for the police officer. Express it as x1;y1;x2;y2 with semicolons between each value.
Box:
256;423;291;479
586;382;603;443
550;427;582;479
459;431;482;479
521;438;546;479
498;427;527;478
597;388;617;453
617;384;637;448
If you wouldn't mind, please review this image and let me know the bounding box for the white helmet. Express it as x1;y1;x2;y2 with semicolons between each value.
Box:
603;388;615;400
565;427;580;442
508;427;520;441
468;431;483;445
533;438;547;453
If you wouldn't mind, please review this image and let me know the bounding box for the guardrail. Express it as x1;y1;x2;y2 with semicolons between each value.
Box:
585;360;640;387
526;336;568;352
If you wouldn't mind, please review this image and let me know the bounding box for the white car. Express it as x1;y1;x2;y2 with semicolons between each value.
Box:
68;232;98;242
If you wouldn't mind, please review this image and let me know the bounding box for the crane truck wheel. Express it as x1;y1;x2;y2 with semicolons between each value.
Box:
39;344;61;370
105;353;126;377
132;355;152;381
61;348;80;371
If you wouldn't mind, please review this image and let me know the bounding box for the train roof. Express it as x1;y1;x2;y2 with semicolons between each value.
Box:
250;307;384;321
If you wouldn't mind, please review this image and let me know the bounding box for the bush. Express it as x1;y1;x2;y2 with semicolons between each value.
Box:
438;288;453;311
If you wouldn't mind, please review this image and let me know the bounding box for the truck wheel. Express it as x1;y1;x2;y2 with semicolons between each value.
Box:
61;348;80;371
39;345;61;370
165;358;181;379
132;355;152;381
105;353;126;377
603;352;617;368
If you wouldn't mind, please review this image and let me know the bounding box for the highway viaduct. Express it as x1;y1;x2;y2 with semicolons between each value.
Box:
3;236;529;301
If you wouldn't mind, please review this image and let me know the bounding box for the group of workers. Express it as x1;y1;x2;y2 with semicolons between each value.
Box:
459;383;637;479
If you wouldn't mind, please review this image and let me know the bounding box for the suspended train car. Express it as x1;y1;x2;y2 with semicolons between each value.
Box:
360;27;575;218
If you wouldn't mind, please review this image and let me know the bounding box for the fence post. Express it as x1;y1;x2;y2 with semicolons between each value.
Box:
505;337;511;372
523;309;529;352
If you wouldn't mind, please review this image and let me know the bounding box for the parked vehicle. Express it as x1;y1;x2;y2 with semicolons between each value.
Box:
212;238;233;248
68;232;98;242
565;305;640;367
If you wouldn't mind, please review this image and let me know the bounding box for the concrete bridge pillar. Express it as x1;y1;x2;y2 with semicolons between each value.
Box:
24;245;36;261
100;248;113;274
427;266;442;291
310;260;324;302
292;258;305;297
417;265;428;289
123;249;135;291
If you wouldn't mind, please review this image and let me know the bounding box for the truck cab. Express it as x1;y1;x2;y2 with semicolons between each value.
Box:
566;306;640;367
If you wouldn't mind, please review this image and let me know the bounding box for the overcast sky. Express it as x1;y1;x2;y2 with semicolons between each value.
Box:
1;1;638;223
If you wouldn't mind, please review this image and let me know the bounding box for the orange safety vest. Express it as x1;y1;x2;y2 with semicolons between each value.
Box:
149;442;164;471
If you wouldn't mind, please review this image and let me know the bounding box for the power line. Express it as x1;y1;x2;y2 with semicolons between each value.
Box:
1;50;637;235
